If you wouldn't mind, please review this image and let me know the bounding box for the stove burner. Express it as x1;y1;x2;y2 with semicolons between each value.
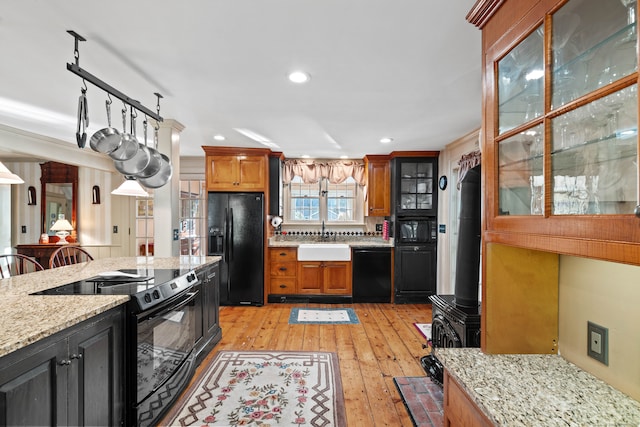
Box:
31;268;199;312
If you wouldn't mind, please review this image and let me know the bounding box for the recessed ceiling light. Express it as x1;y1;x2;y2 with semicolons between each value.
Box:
288;71;311;84
213;134;225;141
380;137;394;144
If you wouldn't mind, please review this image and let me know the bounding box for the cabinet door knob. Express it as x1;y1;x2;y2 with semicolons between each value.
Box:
635;205;640;218
279;252;287;256
58;359;71;366
70;353;83;360
279;267;287;271
279;284;287;288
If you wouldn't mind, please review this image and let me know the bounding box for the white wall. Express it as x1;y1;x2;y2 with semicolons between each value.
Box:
559;255;640;401
0;185;11;254
437;129;480;295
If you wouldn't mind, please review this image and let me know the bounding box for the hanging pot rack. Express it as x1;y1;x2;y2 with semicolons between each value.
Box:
66;30;164;123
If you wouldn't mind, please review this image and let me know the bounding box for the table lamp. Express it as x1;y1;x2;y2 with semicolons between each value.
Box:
50;215;74;244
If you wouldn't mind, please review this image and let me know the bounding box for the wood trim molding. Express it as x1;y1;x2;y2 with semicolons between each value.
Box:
466;0;506;28
202;145;272;157
388;151;439;158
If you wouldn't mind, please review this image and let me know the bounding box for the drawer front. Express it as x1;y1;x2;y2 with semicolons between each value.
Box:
269;277;296;294
270;261;297;277
270;248;297;262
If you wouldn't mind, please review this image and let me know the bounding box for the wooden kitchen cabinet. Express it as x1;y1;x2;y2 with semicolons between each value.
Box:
204;146;269;192
443;370;492;427
470;0;640;263
194;262;222;365
269;247;297;294
468;0;639;354
391;156;438;217
364;155;390;216
297;261;352;295
0;306;125;426
394;245;436;303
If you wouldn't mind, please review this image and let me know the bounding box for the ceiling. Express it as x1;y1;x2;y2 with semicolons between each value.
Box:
0;1;481;161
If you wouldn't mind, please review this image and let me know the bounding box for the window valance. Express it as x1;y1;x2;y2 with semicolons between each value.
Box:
282;159;366;186
457;150;481;189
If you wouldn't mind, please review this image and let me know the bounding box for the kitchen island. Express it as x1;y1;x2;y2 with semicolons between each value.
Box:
435;347;640;426
0;255;221;426
0;255;221;357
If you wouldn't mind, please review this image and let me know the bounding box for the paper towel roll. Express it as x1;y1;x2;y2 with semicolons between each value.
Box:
271;216;283;228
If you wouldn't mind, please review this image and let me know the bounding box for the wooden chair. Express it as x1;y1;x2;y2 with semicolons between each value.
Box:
49;246;94;269
0;254;44;278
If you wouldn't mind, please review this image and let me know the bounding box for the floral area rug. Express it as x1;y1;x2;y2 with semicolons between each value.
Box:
163;350;346;427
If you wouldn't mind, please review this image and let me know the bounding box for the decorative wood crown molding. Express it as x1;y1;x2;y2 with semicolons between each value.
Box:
466;0;506;28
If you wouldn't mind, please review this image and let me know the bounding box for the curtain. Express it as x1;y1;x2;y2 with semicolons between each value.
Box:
457;150;481;189
282;159;366;186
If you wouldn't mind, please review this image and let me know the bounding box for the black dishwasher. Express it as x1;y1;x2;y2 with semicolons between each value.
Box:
352;248;392;303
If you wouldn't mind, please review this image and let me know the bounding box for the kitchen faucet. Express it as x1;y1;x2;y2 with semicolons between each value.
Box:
321;220;326;239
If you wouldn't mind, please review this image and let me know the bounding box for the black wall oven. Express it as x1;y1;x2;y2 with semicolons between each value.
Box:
396;218;437;245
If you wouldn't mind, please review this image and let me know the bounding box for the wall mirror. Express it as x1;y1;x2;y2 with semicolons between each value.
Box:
40;162;78;238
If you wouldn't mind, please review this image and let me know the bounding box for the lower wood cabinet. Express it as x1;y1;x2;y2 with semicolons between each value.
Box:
0;306;125;426
269;248;298;294
194;262;222;365
443;370;492;427
297;261;352;295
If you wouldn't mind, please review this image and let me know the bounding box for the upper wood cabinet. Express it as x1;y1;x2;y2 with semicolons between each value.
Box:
364;155;391;217
203;147;269;192
471;0;640;265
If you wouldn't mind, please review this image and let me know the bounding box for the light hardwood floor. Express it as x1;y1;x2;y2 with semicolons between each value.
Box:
172;303;433;427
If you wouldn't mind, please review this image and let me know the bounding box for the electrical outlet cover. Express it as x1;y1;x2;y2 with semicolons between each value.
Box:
587;321;608;365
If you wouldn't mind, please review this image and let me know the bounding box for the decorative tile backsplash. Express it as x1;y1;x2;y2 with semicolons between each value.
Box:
273;229;384;242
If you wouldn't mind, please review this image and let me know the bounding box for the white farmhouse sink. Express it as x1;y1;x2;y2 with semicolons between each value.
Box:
297;243;351;261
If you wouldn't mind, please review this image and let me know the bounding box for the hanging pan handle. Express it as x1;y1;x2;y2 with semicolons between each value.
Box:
76;82;88;148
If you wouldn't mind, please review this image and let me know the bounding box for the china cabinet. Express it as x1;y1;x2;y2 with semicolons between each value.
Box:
474;0;639;262
391;156;438;217
364;155;390;216
469;0;639;353
204;146;269;192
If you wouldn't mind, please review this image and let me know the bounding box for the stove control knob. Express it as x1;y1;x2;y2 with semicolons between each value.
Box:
152;290;160;299
187;272;195;282
144;293;152;303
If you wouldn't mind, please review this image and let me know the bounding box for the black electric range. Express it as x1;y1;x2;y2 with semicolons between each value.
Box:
32;268;199;312
33;267;202;426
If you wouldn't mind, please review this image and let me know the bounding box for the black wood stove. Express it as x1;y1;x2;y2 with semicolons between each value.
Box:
422;164;481;384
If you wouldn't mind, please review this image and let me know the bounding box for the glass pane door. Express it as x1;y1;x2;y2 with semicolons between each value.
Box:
498;124;545;215
498;25;544;134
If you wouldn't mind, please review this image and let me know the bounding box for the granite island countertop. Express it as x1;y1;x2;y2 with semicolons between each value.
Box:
435;347;640;426
0;255;221;358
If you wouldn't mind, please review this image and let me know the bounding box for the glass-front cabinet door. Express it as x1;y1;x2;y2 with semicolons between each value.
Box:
495;0;638;218
395;158;437;216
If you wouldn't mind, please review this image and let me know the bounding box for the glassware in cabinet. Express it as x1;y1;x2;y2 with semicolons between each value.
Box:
498;124;545;216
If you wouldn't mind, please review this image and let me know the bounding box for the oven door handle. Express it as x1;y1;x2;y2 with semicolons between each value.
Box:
142;290;199;322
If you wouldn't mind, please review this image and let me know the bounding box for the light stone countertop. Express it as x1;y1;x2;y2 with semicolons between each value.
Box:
435;347;640;426
0;256;221;358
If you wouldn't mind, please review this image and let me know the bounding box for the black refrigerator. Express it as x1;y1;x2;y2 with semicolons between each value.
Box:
207;192;264;306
